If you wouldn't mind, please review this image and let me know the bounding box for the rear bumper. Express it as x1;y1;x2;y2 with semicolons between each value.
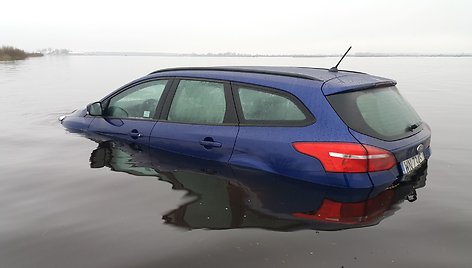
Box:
369;145;431;189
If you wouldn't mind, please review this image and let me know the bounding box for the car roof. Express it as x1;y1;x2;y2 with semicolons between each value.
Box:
148;66;396;95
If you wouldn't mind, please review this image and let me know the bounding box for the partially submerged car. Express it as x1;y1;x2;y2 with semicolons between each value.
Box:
61;66;431;189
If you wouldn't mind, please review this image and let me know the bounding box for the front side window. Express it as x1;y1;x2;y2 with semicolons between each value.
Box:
237;87;307;123
167;80;227;124
105;80;168;119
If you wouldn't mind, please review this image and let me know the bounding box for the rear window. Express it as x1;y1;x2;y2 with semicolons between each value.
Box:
327;86;423;141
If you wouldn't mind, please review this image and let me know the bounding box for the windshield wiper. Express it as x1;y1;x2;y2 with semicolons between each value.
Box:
407;121;423;131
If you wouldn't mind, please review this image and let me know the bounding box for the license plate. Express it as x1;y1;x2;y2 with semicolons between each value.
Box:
401;152;425;175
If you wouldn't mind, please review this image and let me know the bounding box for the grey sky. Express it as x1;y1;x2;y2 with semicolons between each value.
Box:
1;0;471;54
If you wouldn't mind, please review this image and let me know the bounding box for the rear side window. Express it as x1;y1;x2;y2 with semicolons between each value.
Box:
327;86;423;141
167;80;227;124
235;86;313;126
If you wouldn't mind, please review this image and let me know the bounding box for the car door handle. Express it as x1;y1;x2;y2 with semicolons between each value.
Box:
129;129;142;139
199;137;222;149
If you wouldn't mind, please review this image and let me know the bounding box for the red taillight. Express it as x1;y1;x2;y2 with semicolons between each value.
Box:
292;142;396;173
293;190;395;224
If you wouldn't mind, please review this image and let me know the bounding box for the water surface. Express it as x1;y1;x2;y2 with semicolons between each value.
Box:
0;56;471;267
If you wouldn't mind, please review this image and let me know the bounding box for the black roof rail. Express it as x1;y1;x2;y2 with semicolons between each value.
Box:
149;67;323;82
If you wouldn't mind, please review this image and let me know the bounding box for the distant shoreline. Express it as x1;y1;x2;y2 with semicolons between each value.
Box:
0;46;43;61
3;48;471;60
69;52;472;58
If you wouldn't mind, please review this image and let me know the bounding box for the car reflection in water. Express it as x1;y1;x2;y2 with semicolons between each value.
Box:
88;135;427;232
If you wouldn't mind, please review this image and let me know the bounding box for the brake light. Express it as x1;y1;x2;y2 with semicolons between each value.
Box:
292;142;396;173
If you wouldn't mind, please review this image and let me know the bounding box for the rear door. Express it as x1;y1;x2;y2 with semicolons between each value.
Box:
88;79;170;144
150;78;238;162
228;83;327;182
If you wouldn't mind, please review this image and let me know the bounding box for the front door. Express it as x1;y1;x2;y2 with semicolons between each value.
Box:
89;79;169;144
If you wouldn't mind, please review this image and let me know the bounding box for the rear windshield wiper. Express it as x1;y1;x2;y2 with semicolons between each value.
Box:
407;121;423;131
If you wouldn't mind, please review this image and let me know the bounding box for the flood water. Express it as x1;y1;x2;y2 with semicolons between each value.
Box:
0;56;471;267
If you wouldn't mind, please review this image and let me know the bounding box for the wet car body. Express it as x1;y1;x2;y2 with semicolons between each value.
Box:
62;66;431;189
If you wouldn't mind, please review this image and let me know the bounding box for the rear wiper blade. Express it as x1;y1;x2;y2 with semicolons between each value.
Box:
407;121;423;131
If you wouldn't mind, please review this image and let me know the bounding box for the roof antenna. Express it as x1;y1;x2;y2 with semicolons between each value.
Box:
329;46;352;72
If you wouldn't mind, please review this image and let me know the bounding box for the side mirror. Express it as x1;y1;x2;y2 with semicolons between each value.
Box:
87;102;103;116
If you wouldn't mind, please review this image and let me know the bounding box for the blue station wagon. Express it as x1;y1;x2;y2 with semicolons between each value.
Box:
61;66;431;189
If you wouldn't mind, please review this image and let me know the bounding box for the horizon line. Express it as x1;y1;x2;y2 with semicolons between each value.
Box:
64;51;472;58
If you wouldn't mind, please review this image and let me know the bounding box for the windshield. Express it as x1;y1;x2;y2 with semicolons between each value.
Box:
327;86;422;141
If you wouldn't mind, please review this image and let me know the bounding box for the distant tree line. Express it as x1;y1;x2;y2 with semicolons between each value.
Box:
38;48;70;55
0;46;43;61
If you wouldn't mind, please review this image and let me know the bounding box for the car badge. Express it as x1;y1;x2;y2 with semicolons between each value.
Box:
416;144;424;153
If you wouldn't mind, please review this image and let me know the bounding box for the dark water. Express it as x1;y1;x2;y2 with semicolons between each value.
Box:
1;56;471;267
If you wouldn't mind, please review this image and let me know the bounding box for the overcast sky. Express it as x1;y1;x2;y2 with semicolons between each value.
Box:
1;0;471;54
